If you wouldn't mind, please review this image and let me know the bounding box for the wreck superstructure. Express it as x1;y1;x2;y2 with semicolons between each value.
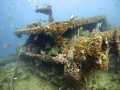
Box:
13;6;120;90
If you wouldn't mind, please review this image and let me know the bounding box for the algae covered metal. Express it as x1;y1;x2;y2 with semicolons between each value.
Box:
13;6;120;89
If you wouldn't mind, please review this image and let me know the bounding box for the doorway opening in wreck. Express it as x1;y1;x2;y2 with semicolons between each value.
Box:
25;34;56;55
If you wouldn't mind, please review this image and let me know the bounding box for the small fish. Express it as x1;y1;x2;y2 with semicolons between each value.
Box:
23;17;26;19
8;7;11;10
18;3;22;5
45;43;51;49
4;44;11;48
95;22;102;30
1;25;4;29
39;19;47;23
70;14;74;19
11;25;13;27
69;14;78;21
34;36;38;40
8;14;11;16
13;77;17;80
115;4;118;6
36;3;39;9
43;4;48;7
43;20;47;22
28;0;33;4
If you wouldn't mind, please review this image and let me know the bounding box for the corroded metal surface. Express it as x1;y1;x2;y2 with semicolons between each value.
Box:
14;15;106;37
15;13;120;89
17;27;120;87
35;5;52;15
35;5;54;23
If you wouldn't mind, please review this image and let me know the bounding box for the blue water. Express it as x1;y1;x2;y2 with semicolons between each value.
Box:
0;0;120;58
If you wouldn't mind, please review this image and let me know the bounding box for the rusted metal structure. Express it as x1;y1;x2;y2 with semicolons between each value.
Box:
14;14;120;89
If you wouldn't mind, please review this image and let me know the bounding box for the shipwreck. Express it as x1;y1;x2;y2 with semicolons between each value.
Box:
13;5;120;90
